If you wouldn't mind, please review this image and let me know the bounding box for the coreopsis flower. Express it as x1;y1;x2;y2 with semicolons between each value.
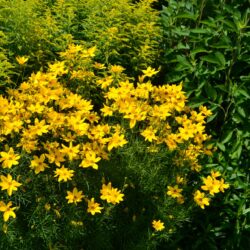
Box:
0;174;22;196
100;104;113;116
80;151;101;170
60;142;80;161
30;154;49;174
109;65;125;74
141;127;158;142
107;188;124;205
96;76;113;89
28;118;49;136
100;182;112;200
0;201;16;222
100;183;124;204
54;166;74;182
193;190;210;209
48;61;68;76
142;67;159;77
81;46;96;58
210;170;221;179
87;198;103;215
16;56;29;65
107;132;127;151
219;178;230;192
66;188;84;204
0;147;20;168
201;175;220;196
166;185;183;199
152;220;165;231
93;62;106;70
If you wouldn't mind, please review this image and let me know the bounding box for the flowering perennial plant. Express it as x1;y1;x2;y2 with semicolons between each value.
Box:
0;44;229;242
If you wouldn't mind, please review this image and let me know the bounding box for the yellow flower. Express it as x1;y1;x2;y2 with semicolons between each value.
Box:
152;220;165;231
107;132;127;151
54;166;74;182
80;151;101;170
48;61;68;76
16;56;29;65
107;188;124;205
100;105;113;117
0;201;16;222
0;174;22;196
66;187;84;204
141;127;158;142
30;154;49;174
142;67;159;77
100;183;124;204
0;147;20;169
176;176;185;184
219;178;230;192
210;170;221;179
100;182;112;200
193;190;210;209
201;176;220;196
60;142;80;161
87;198;103;215
167;185;183;198
93;62;106;70
109;65;125;74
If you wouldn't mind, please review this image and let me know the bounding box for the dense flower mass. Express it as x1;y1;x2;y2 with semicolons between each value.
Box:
0;44;229;236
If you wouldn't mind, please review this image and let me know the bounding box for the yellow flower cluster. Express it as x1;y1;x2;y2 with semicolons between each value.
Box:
100;182;124;205
0;49;129;220
96;67;212;174
0;44;224;227
194;171;229;209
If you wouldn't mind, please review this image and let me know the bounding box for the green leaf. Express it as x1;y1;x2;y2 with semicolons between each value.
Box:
217;142;226;152
190;28;210;34
221;130;234;144
206;112;217;122
237;89;250;99
176;55;193;71
175;13;198;21
205;83;217;101
215;84;228;93
215;52;226;67
190;48;210;57
237;106;246;118
201;54;221;65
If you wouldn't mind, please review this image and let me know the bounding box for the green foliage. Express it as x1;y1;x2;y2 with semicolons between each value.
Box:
160;0;250;248
0;0;73;74
0;0;162;83
76;0;162;75
0;31;13;88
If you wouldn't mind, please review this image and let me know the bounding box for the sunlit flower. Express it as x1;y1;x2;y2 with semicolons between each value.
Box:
152;220;165;231
66;187;84;204
16;56;29;65
87;198;103;215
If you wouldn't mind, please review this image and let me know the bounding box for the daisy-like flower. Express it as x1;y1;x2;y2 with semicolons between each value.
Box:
66;187;84;204
0;174;22;196
0;201;17;222
16;56;29;65
100;183;124;205
142;67;159;77
87;198;103;215
152;220;165;231
0;147;20;169
193;190;210;209
54;166;74;182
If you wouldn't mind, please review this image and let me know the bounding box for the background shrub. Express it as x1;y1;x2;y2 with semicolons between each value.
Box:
159;0;250;248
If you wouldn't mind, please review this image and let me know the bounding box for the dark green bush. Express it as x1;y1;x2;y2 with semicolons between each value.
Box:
160;0;250;248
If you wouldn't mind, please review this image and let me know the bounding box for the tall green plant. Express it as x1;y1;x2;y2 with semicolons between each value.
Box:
160;0;250;248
